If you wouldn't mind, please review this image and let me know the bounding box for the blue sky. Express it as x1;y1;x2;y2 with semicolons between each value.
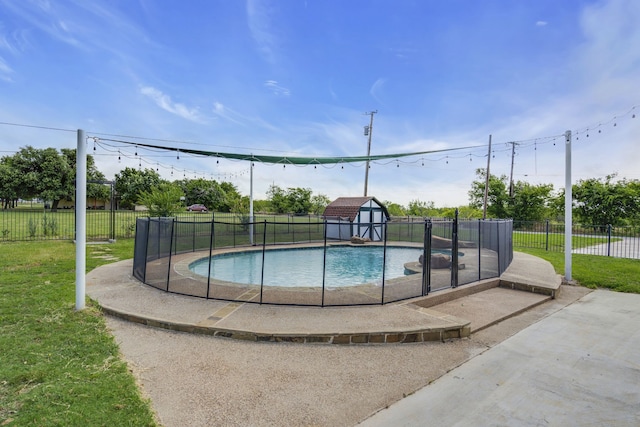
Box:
1;0;638;207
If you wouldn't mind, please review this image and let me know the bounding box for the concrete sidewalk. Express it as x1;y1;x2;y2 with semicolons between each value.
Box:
360;289;640;426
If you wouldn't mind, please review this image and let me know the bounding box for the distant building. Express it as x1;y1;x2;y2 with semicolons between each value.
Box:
56;197;111;210
322;196;390;241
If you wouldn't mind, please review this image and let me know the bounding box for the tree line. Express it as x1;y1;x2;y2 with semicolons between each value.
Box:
2;146;638;226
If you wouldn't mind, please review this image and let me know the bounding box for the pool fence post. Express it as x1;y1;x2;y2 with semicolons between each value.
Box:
206;219;215;299
322;219;328;307
545;220;549;251
422;219;432;296
380;221;388;305
451;209;459;288
477;219;482;282
496;219;501;275
259;220;267;304
166;218;175;292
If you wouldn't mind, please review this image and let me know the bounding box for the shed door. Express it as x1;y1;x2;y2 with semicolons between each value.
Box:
355;207;385;241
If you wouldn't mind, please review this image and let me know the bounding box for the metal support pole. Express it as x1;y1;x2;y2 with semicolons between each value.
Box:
75;129;87;311
564;130;572;281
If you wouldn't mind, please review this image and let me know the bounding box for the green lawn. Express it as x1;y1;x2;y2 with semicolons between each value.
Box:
516;248;640;293
0;209;325;242
512;230;618;250
0;240;157;426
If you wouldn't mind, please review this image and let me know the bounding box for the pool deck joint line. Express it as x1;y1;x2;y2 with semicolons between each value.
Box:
87;252;560;345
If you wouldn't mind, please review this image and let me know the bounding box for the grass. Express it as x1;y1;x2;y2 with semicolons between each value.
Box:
512;230;617;250
0;209;325;242
517;248;640;293
0;240;157;426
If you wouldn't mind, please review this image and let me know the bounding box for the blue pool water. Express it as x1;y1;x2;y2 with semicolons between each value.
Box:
189;246;427;288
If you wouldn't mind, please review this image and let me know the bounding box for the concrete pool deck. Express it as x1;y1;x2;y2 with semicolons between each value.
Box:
86;251;561;344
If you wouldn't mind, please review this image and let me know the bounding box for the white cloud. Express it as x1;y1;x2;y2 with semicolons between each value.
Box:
264;80;290;96
247;0;279;64
535;21;548;26
139;86;205;123
370;78;386;104
212;101;247;126
0;56;13;82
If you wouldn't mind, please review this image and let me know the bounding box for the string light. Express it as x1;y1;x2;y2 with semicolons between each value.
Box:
80;102;638;182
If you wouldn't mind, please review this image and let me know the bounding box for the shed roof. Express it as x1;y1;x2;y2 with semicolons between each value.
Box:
322;197;389;221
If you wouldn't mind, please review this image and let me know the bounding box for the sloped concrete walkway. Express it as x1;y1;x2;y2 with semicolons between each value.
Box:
360;289;640;426
86;252;560;344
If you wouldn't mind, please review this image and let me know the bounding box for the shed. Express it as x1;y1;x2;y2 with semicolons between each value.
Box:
323;197;390;241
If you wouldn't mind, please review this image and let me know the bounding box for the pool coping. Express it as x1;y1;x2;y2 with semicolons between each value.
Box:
87;251;561;345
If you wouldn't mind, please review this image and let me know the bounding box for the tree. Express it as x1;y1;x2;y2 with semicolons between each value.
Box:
60;149;110;204
7;146;72;210
219;181;242;212
0;146;109;210
180;178;225;210
383;201;406;217
266;185;312;214
0;159;20;209
266;185;288;213
310;194;331;215
572;174;640;227
114;167;162;209
137;182;185;217
468;168;510;218
407;199;434;217
509;181;554;222
286;187;312;214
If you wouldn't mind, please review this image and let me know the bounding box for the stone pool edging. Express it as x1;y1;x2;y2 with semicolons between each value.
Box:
96;302;471;344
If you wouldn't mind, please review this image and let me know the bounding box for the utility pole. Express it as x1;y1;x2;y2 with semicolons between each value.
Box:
509;142;516;197
363;110;377;197
482;134;492;219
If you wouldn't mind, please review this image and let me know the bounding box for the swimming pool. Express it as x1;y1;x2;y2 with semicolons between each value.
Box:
189;246;426;288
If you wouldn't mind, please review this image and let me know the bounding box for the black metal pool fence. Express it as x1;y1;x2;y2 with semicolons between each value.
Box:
133;216;513;306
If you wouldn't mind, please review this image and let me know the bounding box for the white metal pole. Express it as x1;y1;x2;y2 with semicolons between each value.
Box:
564;130;572;281
249;160;254;245
76;129;87;310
